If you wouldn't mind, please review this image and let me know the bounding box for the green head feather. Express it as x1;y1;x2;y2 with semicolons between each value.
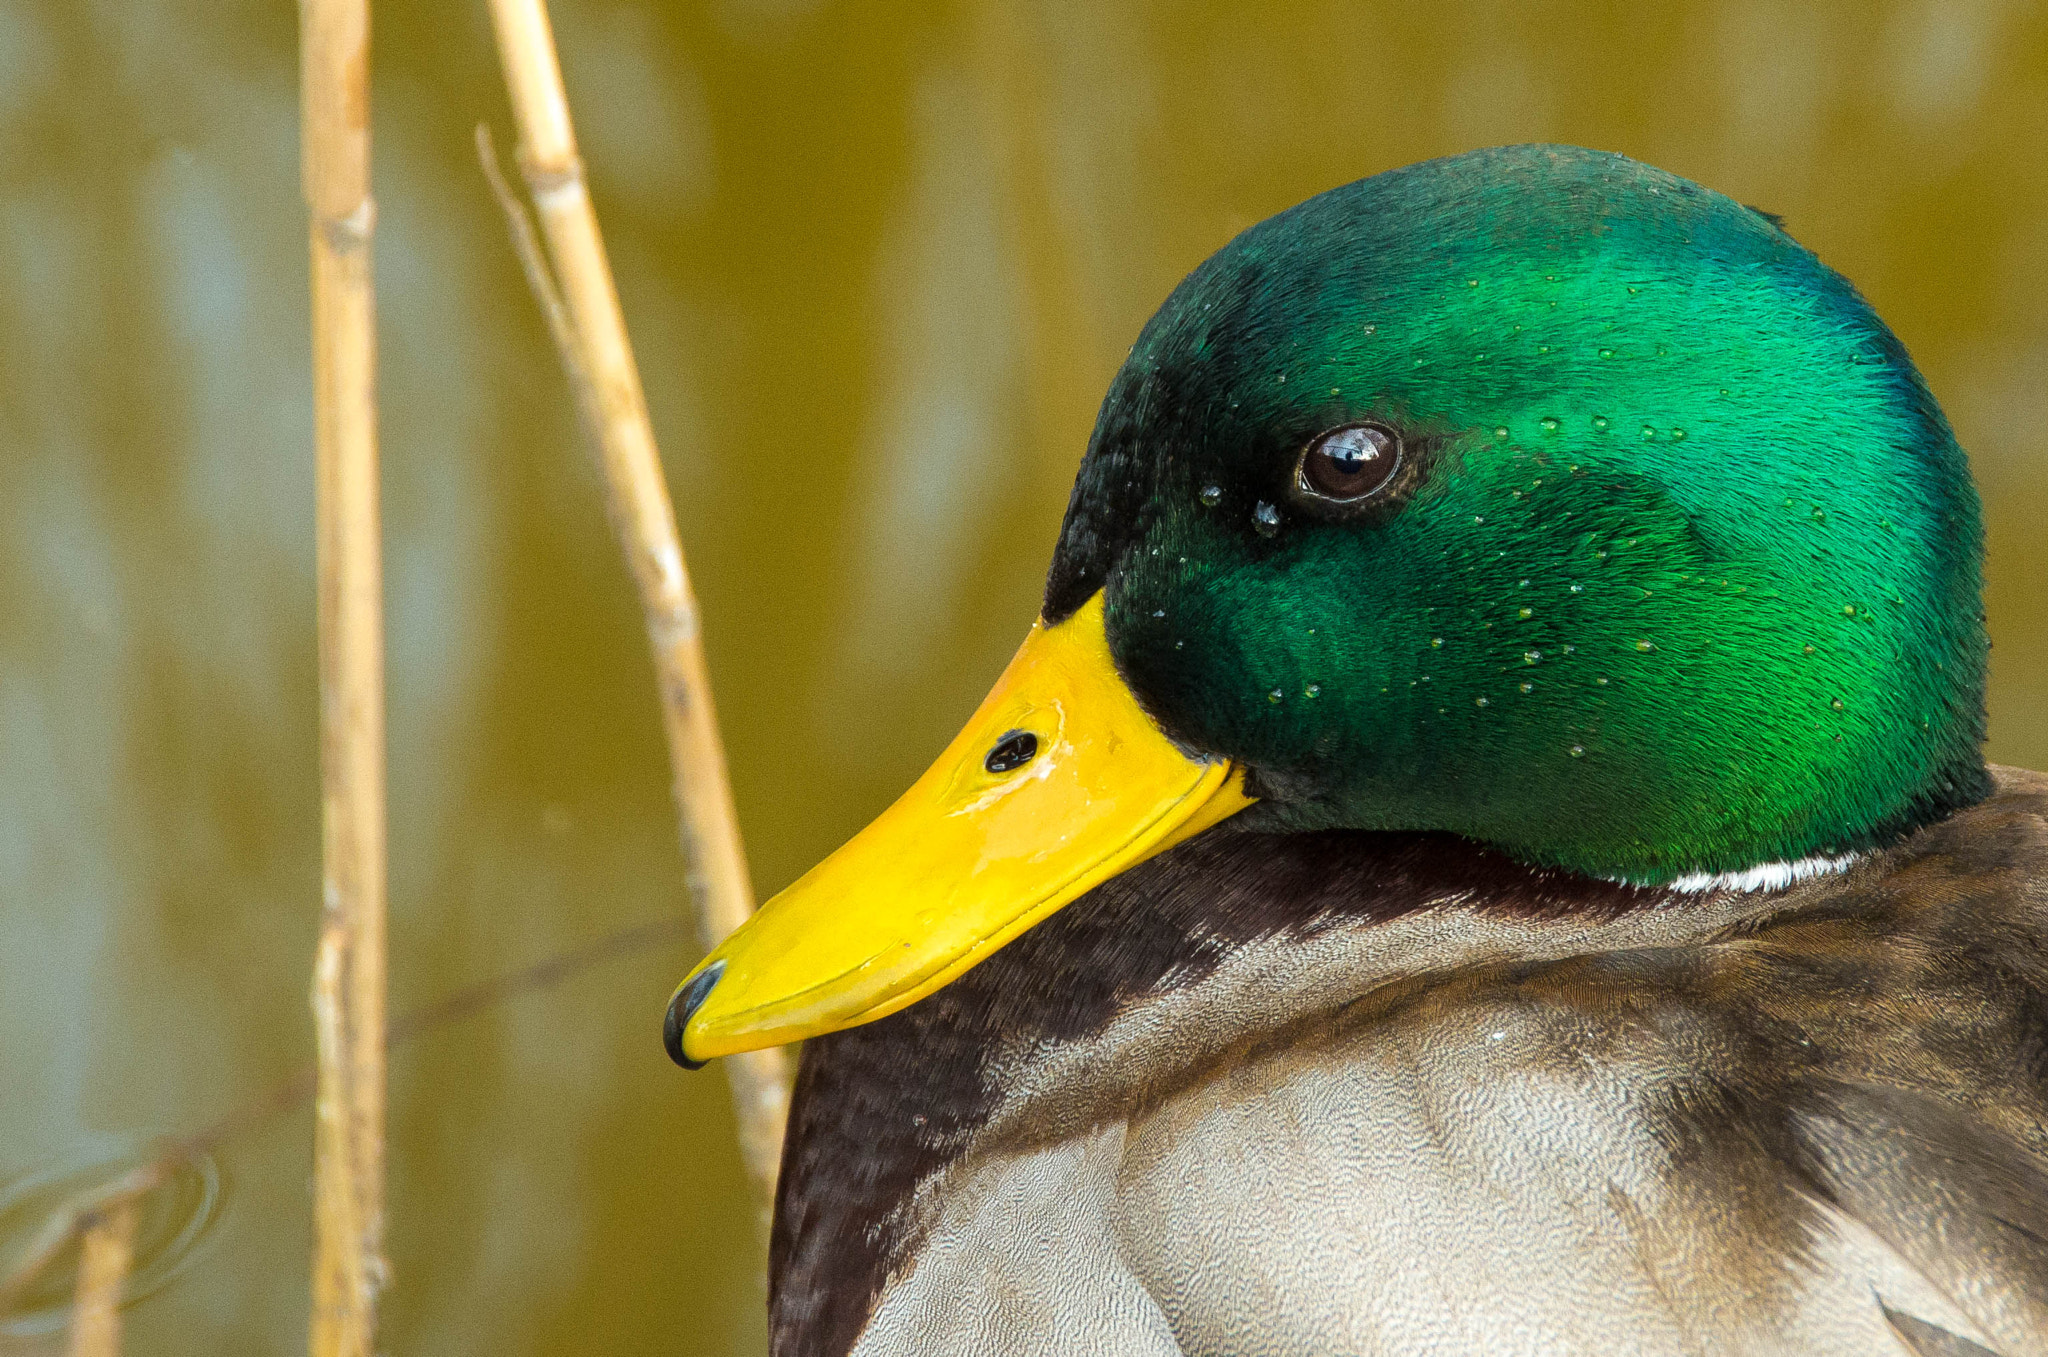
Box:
1046;145;1988;884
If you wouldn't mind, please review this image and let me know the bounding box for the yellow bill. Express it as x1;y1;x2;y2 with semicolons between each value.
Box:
666;590;1254;1066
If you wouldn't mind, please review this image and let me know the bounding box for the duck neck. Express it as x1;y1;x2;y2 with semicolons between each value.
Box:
770;825;1715;1355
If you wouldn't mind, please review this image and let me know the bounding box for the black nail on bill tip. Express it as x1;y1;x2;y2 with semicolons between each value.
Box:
664;962;725;1070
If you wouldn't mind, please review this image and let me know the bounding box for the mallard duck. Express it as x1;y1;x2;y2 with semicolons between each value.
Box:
667;144;2048;1356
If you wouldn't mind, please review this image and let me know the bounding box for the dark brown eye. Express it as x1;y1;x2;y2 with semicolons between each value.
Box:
1297;423;1400;502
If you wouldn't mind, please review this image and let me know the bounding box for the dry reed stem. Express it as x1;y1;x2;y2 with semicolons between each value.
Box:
481;0;792;1230
2;917;693;1324
301;0;386;1352
0;1166;160;1329
64;1197;139;1357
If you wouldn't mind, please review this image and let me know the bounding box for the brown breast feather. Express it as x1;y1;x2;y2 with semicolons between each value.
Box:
769;767;2048;1356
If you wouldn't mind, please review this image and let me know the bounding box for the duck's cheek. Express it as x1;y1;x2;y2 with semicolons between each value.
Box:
1105;593;1302;773
1103;594;1252;749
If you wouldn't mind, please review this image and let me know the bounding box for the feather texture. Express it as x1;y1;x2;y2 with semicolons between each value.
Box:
775;769;2048;1356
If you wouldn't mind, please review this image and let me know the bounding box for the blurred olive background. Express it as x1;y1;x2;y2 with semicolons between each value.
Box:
1;0;2044;1352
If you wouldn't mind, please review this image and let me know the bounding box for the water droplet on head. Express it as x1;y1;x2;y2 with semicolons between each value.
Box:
1569;583;1584;593
1268;688;1283;703
1473;515;1486;525
1599;348;1614;359
1524;650;1541;664
1641;425;1656;439
1152;609;1165;618
1812;508;1827;522
1803;644;1816;655
1304;684;1320;698
1520;681;1534;693
1475;695;1490;706
1252;501;1282;537
1830;698;1845;711
1199;485;1222;507
1635;639;1655;652
1592;416;1610;432
1595;676;1609;685
1670;428;1687;441
1842;604;1857;616
1569;745;1586;758
1518;578;1531;588
1536;416;1560;434
1518;607;1533;620
1430;637;1443;648
1493;426;1510;440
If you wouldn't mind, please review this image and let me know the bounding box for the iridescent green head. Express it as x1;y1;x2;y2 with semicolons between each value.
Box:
1048;144;1988;884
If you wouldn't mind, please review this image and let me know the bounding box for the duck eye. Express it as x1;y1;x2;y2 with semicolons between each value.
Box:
984;730;1038;774
1297;423;1400;503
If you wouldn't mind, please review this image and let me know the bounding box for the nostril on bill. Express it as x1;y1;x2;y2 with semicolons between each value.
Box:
663;961;726;1070
984;729;1039;774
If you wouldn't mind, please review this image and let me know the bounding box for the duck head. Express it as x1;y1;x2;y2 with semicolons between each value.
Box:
669;144;1988;1066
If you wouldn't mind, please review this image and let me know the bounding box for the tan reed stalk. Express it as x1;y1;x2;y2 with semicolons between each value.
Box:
1;1167;158;1328
481;0;793;1230
301;0;387;1352
3;916;694;1325
64;1197;139;1357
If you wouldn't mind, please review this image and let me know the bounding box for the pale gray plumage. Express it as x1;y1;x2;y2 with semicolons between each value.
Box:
788;770;2048;1356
